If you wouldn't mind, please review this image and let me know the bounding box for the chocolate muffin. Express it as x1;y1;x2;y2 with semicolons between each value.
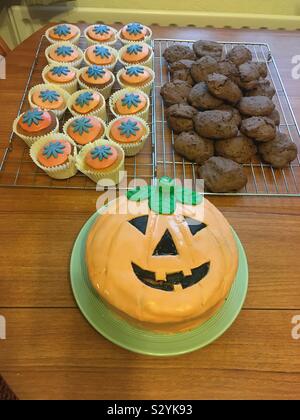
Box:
193;40;223;60
160;80;192;107
215;133;257;163
163;44;196;64
241;117;276;142
217;59;240;84
174;131;214;164
269;109;281;126
216;104;242;127
245;79;276;99
170;59;195;85
227;46;252;66
207;73;242;105
238;96;275;117
256;62;268;79
166;103;197;133
198;156;248;192
258;132;298;168
190;56;219;83
194;110;239;140
238;62;260;90
188;82;223;110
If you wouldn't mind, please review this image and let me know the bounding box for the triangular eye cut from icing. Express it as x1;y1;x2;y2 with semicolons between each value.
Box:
129;215;149;235
185;217;207;236
153;229;178;256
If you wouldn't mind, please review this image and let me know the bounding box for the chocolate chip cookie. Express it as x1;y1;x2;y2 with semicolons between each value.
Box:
258;132;298;168
241;117;276;142
174;131;214;164
215;133;257;163
160;80;192;107
227;46;252;66
238;96;275;117
190;56;219;83
188;82;223;110
163;44;196;64
207;73;242;105
193;40;223;60
245;79;275;99
169;59;195;85
166;103;198;133
194;110;239;140
216;104;242;127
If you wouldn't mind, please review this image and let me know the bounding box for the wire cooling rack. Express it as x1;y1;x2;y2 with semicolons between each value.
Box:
0;35;300;196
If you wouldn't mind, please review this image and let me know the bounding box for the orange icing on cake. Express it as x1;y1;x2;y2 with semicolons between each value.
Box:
49;45;79;63
85;144;118;169
110;118;146;144
121;44;150;64
86;25;116;43
85;45;115;66
80;66;113;87
37;139;72;167
18;109;53;134
48;24;79;42
121;23;148;42
45;66;76;84
67;116;104;146
120;66;151;86
72;91;102;115
114;92;147;116
31;89;65;110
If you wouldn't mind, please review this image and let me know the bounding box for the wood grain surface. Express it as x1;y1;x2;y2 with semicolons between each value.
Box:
0;24;300;400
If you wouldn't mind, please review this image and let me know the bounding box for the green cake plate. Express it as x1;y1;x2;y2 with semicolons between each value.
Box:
70;212;248;356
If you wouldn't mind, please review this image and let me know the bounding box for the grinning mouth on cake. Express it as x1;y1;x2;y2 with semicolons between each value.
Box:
131;261;210;291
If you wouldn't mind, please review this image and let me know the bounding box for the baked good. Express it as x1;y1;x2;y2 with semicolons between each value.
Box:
28;85;69;119
46;24;80;44
68;90;106;119
166;103;197;133
174;131;214;164
86;178;239;332
240;117;276;142
117;66;155;95
216;104;242;127
84;24;117;45
110;89;150;121
193;40;223;59
46;43;83;68
191;56;219;83
194;110;239;140
37;138;73;168
238;96;275;117
238;62;260;90
227;46;252;66
163;44;196;64
258;133;298;168
78;65;115;98
269;109;281;126
245;79;275;99
207;73;242;105
215;133;257;163
119;22;152;43
160;80;192;107
119;43;153;67
170;60;195;85
217;60;240;84
188;82;223;110
42;65;78;94
64;116;106;147
198;156;248;192
256;62;268;78
84;45;118;69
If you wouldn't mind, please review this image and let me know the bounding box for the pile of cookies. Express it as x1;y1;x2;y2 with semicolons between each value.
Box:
161;41;298;192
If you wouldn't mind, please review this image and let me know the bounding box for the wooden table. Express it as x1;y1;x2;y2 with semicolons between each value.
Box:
0;24;300;401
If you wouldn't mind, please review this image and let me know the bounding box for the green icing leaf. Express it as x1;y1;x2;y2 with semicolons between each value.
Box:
175;187;203;206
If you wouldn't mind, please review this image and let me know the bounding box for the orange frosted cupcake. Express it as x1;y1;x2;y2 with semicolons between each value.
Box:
110;89;150;121
78;65;115;99
118;23;152;44
46;24;80;44
64;116;106;147
28;84;70;119
119;43;153;68
84;45;118;70
42;65;78;94
117;65;154;94
68;90;107;120
107;116;150;156
84;24;117;45
46;42;83;68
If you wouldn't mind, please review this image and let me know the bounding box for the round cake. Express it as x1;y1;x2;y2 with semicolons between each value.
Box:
65;116;105;146
37;139;73;168
30;87;66;111
119;22;151;43
70;91;104;116
85;24;117;44
120;43;152;66
86;178;239;333
84;45;117;68
78;66;114;94
16;108;58;138
118;66;153;88
111;90;149;119
47;43;81;65
46;24;80;43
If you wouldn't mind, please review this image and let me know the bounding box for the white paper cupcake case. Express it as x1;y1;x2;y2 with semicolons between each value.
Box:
42;64;79;94
117;27;153;46
118;43;154;69
83;26;118;46
28;83;70;120
45;42;84;69
77;67;116;100
83;45;119;71
67;89;107;121
109;88;150;122
45;27;81;45
13;112;60;147
106;116;150;157
29;134;78;180
76;139;125;185
116;66;155;95
63;116;107;150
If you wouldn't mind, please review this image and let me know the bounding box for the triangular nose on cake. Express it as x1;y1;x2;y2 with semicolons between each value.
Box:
153;229;178;256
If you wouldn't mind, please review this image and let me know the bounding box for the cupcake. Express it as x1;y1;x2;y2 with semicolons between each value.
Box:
84;45;118;70
117;65;154;95
30;134;77;180
45;24;81;44
28;84;70;119
107;116;150;156
84;24;117;46
42;64;78;94
109;89;150;121
78;65;115;99
13;108;59;147
119;43;153;68
76;139;125;185
45;42;83;68
63;116;106;148
68;89;107;120
118;22;152;45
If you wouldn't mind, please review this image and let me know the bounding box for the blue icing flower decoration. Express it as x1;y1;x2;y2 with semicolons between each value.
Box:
126;66;145;77
126;23;144;35
54;24;71;37
93;25;110;35
55;45;74;57
121;93;142;109
93;45;111;58
39;90;60;103
87;65;106;80
43;141;66;159
71;117;93;135
22;109;44;126
118;120;140;138
50;66;70;77
91;145;113;160
126;44;143;55
75;92;94;108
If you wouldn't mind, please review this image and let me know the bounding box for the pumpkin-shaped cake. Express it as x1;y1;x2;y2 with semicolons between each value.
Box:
86;177;239;333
